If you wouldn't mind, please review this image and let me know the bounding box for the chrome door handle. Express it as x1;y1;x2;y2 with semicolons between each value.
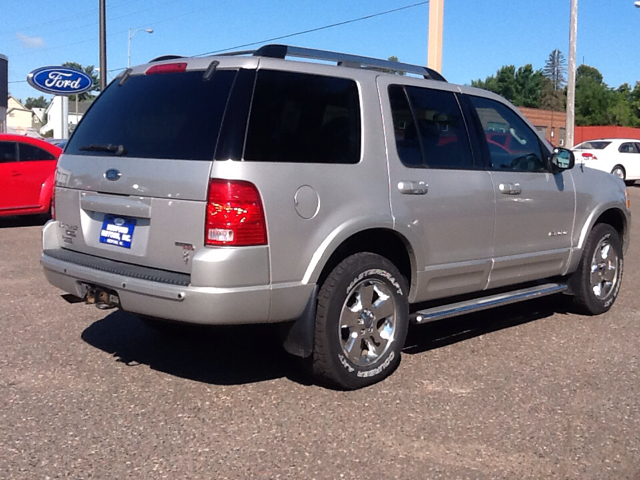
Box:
498;182;522;195
398;181;428;195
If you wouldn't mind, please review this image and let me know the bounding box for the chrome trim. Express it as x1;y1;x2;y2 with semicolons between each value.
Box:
411;283;567;323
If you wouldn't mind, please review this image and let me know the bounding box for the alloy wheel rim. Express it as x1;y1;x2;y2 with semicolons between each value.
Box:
613;168;624;180
339;278;397;367
589;238;619;300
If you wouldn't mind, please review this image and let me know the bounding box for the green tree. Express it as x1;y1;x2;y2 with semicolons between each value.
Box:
575;65;610;125
62;62;99;101
24;96;50;109
543;49;567;91
514;64;543;108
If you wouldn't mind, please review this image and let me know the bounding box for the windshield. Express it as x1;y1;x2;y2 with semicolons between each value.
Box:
575;141;611;150
66;69;238;160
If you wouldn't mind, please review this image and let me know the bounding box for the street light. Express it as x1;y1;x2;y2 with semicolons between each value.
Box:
127;28;154;68
635;1;640;7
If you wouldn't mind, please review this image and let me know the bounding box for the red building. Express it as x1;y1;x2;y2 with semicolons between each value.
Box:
518;107;640;146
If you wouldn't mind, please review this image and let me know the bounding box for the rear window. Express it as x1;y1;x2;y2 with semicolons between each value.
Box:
575;141;611;150
244;70;361;164
65;70;237;160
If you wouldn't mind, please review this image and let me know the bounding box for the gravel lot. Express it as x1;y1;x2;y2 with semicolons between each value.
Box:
1;187;639;479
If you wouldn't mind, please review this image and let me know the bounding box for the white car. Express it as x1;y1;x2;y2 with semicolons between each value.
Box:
573;138;640;185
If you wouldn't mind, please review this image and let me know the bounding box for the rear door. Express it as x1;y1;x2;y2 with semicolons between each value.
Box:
466;94;575;288
56;65;246;273
380;78;495;302
618;142;640;179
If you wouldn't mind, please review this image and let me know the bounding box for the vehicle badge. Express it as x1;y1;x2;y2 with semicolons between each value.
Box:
104;169;122;181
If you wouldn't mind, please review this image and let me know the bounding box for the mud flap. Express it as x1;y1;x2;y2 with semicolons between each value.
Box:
280;285;318;358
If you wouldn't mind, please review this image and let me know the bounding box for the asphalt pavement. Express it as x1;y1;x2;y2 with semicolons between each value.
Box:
1;188;640;479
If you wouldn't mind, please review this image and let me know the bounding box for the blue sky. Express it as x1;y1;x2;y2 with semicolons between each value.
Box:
4;0;640;102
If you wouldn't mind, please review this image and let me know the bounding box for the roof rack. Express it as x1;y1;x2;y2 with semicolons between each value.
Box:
220;44;446;82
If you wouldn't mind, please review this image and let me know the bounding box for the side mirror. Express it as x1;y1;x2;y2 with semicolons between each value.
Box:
550;147;575;171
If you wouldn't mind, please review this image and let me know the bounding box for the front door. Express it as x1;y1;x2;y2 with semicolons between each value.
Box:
466;95;575;288
379;78;495;302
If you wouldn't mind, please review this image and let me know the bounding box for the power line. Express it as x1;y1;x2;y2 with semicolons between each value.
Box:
195;1;429;57
8;1;430;85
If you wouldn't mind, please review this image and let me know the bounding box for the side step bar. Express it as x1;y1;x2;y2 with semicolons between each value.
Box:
410;283;567;324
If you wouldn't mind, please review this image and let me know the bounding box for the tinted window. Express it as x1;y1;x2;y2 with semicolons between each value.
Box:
389;85;474;169
469;96;546;172
244;70;361;164
66;70;237;160
19;143;56;161
575;141;611;150
0;141;17;163
618;143;639;154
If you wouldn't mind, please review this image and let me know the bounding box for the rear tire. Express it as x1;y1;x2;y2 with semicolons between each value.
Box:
611;165;626;182
569;224;623;315
311;253;409;390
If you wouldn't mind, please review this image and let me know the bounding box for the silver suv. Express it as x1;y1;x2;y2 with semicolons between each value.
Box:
42;45;630;389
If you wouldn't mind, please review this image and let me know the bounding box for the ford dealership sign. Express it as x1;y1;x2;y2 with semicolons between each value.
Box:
27;66;94;95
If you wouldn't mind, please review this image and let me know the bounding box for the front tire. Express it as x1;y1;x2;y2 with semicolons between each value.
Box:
569;224;623;315
311;253;409;389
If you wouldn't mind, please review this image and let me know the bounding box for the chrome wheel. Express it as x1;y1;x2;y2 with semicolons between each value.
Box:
339;278;397;366
589;237;620;300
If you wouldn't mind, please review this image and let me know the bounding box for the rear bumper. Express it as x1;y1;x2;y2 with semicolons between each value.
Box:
41;222;314;325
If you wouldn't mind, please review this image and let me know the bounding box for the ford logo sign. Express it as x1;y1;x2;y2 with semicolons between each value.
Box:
104;169;122;181
27;66;94;95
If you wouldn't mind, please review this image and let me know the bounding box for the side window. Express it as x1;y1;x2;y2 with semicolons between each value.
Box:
389;85;474;169
244;70;361;164
618;143;639;154
0;142;18;163
18;143;56;161
469;96;546;172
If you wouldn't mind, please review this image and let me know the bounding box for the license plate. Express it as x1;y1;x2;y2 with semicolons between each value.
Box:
99;214;136;249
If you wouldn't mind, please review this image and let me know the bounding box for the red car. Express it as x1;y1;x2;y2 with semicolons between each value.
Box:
0;134;62;217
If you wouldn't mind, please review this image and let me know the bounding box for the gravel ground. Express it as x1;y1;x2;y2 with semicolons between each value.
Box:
1;187;639;479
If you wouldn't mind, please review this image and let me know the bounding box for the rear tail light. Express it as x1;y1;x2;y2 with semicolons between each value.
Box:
145;62;187;75
581;152;597;160
205;179;267;246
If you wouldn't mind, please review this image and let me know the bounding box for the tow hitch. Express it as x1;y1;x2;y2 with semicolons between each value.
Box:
83;284;121;310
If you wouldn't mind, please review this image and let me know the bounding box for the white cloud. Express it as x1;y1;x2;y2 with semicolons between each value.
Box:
16;32;46;49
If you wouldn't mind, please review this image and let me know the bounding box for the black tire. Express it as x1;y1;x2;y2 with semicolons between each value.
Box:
611;165;626;182
311;253;409;390
569;224;623;315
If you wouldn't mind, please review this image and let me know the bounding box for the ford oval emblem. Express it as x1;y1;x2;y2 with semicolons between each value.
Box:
104;169;122;181
27;66;94;95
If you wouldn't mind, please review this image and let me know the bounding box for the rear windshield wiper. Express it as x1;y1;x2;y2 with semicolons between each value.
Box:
79;144;127;156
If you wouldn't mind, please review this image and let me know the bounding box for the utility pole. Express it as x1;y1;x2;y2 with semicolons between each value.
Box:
428;0;444;72
99;0;107;91
566;0;578;148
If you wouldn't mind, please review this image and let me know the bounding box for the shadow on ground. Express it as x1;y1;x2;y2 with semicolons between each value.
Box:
403;294;568;355
81;310;310;386
0;215;49;229
82;295;569;386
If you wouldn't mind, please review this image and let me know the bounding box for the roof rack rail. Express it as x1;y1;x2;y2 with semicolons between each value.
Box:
220;44;446;82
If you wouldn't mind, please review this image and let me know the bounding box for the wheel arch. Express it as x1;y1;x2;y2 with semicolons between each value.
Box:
578;206;629;255
309;228;416;297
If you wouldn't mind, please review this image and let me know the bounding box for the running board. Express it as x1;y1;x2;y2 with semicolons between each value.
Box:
410;283;568;324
